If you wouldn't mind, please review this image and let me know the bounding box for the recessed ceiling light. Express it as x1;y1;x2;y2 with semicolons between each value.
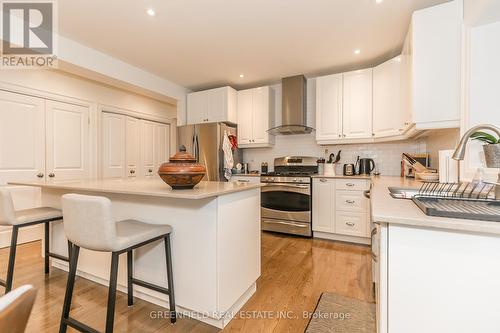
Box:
146;8;156;16
375;0;383;4
354;49;361;55
239;74;245;78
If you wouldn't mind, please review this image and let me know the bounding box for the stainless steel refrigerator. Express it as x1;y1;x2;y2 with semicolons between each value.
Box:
177;122;242;181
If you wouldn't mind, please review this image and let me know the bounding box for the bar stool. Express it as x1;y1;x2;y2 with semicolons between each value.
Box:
0;188;70;293
59;194;176;333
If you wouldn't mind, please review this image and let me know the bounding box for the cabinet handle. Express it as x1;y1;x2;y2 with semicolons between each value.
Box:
130;170;135;174
346;199;355;204
37;172;44;178
237;180;250;183
346;221;355;227
148;169;153;173
346;183;355;187
48;173;55;178
338;134;342;138
319;178;328;182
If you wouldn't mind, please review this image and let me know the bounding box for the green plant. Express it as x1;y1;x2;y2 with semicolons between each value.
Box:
471;131;500;144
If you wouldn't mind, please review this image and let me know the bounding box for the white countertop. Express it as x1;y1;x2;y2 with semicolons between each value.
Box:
311;174;371;179
9;178;262;200
371;176;500;236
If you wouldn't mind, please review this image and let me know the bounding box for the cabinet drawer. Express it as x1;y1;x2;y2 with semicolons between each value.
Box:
335;191;367;212
336;179;369;191
335;212;368;237
230;176;261;184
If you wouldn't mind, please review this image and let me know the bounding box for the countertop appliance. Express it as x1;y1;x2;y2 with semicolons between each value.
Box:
260;156;318;237
358;158;375;175
177;122;242;181
343;164;355;176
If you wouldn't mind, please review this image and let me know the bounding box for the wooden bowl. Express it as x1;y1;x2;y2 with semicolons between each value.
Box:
158;146;206;189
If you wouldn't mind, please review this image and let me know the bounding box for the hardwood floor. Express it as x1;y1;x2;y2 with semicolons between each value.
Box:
0;232;372;333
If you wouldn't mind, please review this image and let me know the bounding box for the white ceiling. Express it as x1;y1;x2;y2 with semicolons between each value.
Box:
59;0;449;91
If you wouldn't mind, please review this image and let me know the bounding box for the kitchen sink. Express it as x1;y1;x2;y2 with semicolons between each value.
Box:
388;187;421;199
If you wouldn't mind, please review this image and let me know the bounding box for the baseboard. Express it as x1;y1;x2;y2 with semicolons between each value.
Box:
313;231;371;245
0;225;43;249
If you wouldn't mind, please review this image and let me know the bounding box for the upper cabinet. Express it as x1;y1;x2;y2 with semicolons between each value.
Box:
316;74;343;141
187;86;237;125
373;56;404;138
411;0;462;129
342;69;373;139
237;86;275;148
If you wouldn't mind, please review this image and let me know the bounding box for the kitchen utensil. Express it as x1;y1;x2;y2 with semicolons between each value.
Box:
333;150;342;164
158;145;206;189
343;164;355;176
327;153;335;163
358;158;375;175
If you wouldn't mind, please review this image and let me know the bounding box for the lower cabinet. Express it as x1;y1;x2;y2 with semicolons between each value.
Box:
312;177;370;244
229;175;261;184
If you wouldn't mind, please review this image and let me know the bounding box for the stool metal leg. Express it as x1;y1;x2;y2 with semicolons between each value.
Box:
67;241;72;260
105;252;119;333
127;250;133;306
44;222;50;274
5;226;19;293
164;235;176;324
59;245;80;333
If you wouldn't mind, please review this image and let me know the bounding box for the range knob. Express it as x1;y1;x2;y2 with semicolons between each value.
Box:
293;178;298;182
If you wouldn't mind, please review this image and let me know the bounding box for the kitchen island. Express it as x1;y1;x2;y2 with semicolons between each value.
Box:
9;178;262;329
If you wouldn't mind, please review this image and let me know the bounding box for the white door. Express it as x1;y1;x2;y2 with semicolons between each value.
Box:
312;178;334;233
154;123;170;175
252;87;270;144
187;91;208;125
373;57;404;138
45;100;89;181
101;113;125;178
207;87;227;123
316;74;343;141
343;69;373;139
125;116;140;178
237;89;253;145
0;91;45;184
141;120;155;177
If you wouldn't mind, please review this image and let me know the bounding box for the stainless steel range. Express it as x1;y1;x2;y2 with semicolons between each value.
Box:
260;156;318;237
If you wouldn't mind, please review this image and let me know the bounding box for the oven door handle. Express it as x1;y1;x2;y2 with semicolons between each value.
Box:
261;183;310;195
262;219;309;228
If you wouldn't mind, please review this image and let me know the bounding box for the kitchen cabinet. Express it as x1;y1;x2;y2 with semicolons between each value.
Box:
411;0;462;129
315;74;343;141
101;112;170;179
229;175;261;184
342;69;373;139
237;86;275;147
187;86;237;125
0;90;89;184
373;56;405;138
312;177;370;244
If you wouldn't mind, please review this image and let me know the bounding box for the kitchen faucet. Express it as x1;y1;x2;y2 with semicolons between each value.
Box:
453;124;500;200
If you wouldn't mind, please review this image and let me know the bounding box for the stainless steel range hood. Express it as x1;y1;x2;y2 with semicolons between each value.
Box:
267;75;314;135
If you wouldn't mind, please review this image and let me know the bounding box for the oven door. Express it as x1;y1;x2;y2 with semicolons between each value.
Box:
261;183;311;223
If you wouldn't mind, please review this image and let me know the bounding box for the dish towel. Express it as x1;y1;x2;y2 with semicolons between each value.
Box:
222;131;234;180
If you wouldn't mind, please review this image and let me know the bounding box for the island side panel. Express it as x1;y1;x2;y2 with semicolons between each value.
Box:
41;188;219;315
217;188;261;313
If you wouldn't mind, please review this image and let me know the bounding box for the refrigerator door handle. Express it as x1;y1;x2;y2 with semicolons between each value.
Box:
194;133;200;162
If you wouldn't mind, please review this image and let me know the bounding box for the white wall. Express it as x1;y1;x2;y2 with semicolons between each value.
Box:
243;79;427;176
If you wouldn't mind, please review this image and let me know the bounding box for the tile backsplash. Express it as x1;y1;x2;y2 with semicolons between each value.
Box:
243;133;427;176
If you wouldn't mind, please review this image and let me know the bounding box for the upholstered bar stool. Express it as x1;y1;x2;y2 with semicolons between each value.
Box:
60;194;176;333
0;188;70;293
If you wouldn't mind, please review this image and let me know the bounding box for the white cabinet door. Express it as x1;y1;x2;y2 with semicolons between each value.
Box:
0;91;45;184
312;178;334;233
154;123;170;175
412;0;461;129
141;120;156;177
45;100;89;181
342;69;373;139
187;91;208;125
125;116;140;178
207;87;227;123
316;74;343;141
101;113;125;178
237;89;253;145
252;87;271;144
373;56;404;138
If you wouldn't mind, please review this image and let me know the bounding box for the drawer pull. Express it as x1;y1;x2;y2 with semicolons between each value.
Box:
345;221;355;227
346;183;355;187
345;199;355;204
319;178;328;182
237;179;250;183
